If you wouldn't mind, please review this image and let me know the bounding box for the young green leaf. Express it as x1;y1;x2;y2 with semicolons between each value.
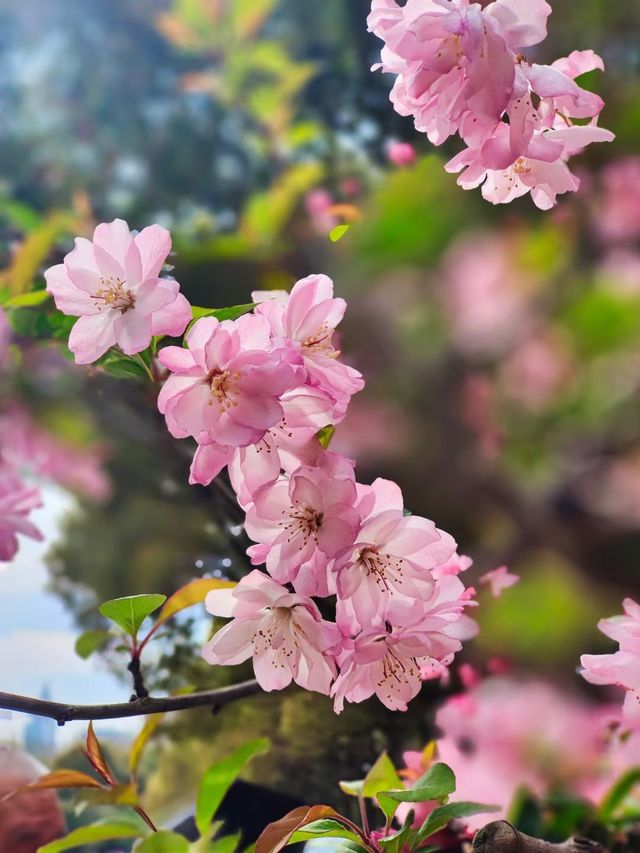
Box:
37;821;145;853
99;594;167;638
362;752;403;799
189;303;256;325
377;763;456;822
3;289;51;308
134;831;189;852
415;801;500;843
598;766;640;822
195;738;270;837
329;224;350;242
74;630;111;660
97;350;150;380
378;811;416;853
289;818;362;844
316;425;336;449
338;779;364;798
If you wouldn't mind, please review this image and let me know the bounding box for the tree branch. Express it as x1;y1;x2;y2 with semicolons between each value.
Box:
472;822;605;853
0;680;261;726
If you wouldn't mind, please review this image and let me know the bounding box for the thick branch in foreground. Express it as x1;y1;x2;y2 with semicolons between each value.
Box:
0;680;261;726
473;822;605;853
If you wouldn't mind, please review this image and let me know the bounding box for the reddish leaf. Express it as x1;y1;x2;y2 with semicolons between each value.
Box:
12;770;105;796
255;805;354;853
86;722;115;785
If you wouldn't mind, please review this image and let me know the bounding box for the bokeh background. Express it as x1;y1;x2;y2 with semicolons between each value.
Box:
2;0;640;841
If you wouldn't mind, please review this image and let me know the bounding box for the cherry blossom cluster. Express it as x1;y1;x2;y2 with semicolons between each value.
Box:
368;0;614;208
581;598;640;731
156;273;477;712
43;219;477;711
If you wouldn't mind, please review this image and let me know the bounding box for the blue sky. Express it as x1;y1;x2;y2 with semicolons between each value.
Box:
0;485;138;749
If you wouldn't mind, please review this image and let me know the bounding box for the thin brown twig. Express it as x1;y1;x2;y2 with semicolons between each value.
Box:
0;680;261;726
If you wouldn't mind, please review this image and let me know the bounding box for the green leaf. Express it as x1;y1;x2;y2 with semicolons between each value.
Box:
3;289;50;308
334;843;369;853
363;752;402;800
134;832;189;852
338;779;364;798
98;349;149;380
316;425;336;450
289;819;361;844
329;224;350;242
416;801;500;843
75;630;111;660
377;763;456;822
99;594;167;638
191;303;256;323
378;811;416;853
598;766;640;822
190;834;243;853
37;822;144;852
195;738;270;836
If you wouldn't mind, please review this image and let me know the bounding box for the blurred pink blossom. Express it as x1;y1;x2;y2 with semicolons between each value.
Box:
480;566;520;597
387;141;416;167
0;407;110;501
407;677;619;830
0;466;43;563
440;234;533;356
597;158;640;244
500;331;573;410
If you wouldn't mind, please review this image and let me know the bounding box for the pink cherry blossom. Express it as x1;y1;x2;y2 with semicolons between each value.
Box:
581;599;640;729
0;466;43;562
45;219;191;364
433;676;620;829
431;553;473;580
202;570;339;694
480;566;520;598
334;481;457;628
368;0;551;148
0;406;111;501
332;575;477;712
597;158;640;244
194;386;332;502
158;313;297;481
447;123;615;209
387;141;416;167
244;453;360;596
253;275;364;421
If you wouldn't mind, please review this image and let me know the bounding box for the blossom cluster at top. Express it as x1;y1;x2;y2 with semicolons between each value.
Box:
368;0;614;208
157;273;478;712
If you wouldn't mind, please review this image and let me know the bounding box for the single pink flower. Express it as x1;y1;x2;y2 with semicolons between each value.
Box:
244;453;360;596
334;480;456;628
387;141;416;167
202;570;339;694
158;313;297;480
447;123;615;209
45;219;190;364
581;599;640;729
0;467;43;562
480;566;520;598
253;275;364;421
